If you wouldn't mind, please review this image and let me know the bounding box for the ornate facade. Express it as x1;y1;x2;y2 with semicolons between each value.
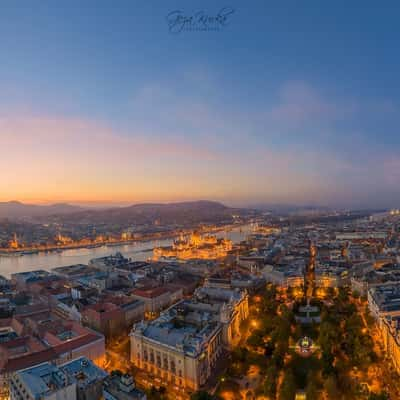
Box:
130;287;248;390
381;316;400;374
153;232;232;260
130;306;223;390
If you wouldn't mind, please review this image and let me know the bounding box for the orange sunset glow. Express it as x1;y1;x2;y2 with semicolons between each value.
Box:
0;115;331;206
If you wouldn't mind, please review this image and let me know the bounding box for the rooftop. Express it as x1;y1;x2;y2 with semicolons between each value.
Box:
132;303;221;357
131;287;170;298
370;285;400;312
60;357;108;387
12;362;71;398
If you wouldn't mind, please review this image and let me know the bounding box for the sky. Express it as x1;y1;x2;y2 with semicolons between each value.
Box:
1;1;400;208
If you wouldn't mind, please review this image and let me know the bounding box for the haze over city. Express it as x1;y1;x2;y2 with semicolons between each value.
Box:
3;3;400;400
1;1;400;208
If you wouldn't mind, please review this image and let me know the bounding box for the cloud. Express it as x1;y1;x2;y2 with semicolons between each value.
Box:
0;110;332;204
0;115;214;160
2;77;400;207
382;156;400;185
264;81;358;133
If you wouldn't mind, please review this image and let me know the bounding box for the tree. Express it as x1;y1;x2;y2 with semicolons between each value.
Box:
247;331;264;348
368;392;389;400
263;365;278;398
305;378;320;400
337;287;349;304
191;391;215;400
361;295;368;303
272;316;291;344
345;313;363;333
271;342;287;369
231;347;249;363
293;324;302;340
364;308;376;328
352;290;360;300
158;387;167;395
260;314;276;334
326;287;335;299
336;364;353;395
318;320;338;363
324;375;340;399
146;387;167;400
279;369;296;400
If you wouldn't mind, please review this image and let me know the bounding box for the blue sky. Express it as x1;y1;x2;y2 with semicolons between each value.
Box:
1;1;400;208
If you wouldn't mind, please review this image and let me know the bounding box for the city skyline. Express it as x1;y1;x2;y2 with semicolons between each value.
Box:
2;1;400;208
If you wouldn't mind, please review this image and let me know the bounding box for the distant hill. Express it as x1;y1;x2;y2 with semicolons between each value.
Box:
251;203;332;214
42;200;246;226
0;201;83;219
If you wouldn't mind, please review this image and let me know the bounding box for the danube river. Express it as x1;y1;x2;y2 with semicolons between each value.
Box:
0;226;252;278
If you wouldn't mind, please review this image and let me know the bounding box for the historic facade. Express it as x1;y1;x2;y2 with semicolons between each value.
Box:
130;307;223;390
153;232;232;260
130;287;248;390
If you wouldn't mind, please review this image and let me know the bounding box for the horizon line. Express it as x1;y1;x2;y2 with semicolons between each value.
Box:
0;199;390;212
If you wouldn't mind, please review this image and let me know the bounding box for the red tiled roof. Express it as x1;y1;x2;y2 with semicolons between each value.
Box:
0;336;32;350
0;330;104;373
163;284;184;293
15;304;50;317
1;348;56;373
53;333;103;355
131;287;170;298
85;302;120;312
0;336;47;355
0;318;12;328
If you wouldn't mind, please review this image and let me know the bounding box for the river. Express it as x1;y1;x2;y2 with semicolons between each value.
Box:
0;226;252;278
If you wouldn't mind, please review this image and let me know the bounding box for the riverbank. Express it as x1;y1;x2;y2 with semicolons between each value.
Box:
0;224;252;278
0;223;247;257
